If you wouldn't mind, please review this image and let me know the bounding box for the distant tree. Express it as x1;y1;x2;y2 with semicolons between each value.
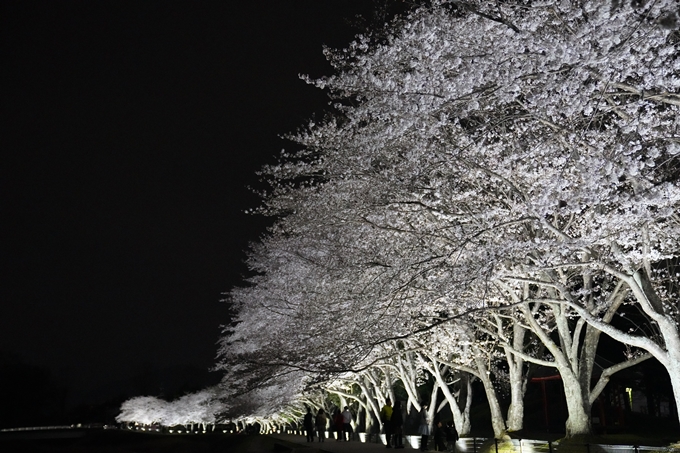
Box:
116;396;167;426
116;388;224;430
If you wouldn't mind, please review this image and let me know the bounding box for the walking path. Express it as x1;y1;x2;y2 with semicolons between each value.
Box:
269;433;409;453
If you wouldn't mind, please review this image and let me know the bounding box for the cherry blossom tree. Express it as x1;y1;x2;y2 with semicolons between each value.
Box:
116;396;167;426
214;0;679;439
116;388;224;430
288;0;678;434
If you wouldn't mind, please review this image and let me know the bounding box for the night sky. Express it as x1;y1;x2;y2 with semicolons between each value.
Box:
1;1;380;414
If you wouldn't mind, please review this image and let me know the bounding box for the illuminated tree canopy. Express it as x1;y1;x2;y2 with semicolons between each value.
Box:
116;388;223;430
120;0;680;440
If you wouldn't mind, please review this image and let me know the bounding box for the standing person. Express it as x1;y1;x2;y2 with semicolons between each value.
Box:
445;421;459;452
433;421;447;451
303;407;315;442
380;398;394;448
418;403;430;451
315;409;327;442
391;400;404;449
333;408;344;441
342;406;353;441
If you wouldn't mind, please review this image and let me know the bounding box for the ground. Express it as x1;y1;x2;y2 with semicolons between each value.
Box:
2;429;679;453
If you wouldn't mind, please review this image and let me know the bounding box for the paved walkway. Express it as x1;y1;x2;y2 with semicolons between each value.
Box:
269;433;416;453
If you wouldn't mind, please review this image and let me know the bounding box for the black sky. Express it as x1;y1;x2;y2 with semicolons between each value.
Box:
1;1;380;411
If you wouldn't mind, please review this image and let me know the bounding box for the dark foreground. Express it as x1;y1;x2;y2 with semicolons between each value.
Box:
0;429;300;453
3;429;680;453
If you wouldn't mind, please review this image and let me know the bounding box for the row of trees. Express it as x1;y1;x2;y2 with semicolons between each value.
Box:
115;388;222;430
119;0;680;440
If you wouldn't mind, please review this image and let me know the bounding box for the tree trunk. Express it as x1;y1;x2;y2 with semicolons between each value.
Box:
472;345;506;438
656;316;680;425
503;320;527;432
397;352;423;412
359;379;381;432
426;381;440;433
427;358;472;436
518;302;595;437
667;350;680;425
463;376;473;433
505;367;526;432
561;365;592;436
632;274;680;425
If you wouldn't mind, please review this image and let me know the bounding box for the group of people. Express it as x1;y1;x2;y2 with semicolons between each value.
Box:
380;398;404;448
302;400;459;451
303;406;353;442
381;398;459;451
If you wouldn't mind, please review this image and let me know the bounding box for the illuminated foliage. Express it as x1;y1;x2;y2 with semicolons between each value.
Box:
124;0;680;439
